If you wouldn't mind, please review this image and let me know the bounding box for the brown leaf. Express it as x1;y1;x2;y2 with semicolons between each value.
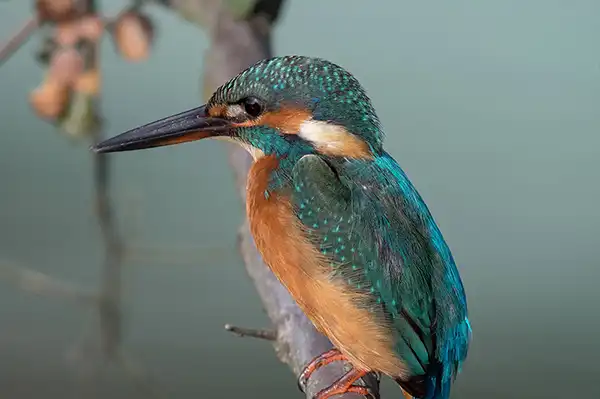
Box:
112;12;154;62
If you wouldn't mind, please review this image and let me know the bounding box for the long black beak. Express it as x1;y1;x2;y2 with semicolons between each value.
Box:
91;105;231;154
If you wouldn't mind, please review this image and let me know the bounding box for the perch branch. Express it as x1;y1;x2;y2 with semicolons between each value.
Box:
161;0;381;397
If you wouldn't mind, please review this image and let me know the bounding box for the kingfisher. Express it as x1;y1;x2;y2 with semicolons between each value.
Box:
93;56;471;399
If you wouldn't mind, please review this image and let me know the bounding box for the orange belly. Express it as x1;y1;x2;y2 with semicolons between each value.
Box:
245;156;407;378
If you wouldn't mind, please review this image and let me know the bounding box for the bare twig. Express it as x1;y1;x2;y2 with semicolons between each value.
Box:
224;324;277;341
0;16;39;66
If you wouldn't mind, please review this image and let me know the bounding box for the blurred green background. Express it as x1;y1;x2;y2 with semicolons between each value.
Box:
1;1;599;398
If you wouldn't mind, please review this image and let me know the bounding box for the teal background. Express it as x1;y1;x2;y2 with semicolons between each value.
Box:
1;1;599;398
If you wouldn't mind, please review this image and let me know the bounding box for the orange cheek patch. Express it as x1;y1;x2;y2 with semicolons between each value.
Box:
261;107;312;134
232;106;311;134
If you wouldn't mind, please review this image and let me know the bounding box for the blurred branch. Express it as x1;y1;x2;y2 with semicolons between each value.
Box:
162;0;381;398
63;0;122;364
64;0;165;394
0;260;98;304
0;16;39;66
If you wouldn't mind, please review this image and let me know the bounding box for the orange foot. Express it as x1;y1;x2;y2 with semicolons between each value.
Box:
298;349;346;391
313;368;378;399
298;349;379;399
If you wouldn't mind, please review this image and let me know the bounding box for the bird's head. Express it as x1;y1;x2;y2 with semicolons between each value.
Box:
94;56;383;160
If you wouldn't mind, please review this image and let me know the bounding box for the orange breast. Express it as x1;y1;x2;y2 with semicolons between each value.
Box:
245;156;406;378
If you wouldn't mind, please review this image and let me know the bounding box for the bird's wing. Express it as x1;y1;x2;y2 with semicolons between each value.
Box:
291;154;470;386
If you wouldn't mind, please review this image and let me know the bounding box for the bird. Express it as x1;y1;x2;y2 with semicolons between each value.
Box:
93;55;471;399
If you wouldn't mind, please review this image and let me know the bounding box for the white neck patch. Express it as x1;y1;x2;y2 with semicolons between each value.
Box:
298;119;371;158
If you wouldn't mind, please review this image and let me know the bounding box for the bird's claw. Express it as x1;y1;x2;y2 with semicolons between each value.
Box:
298;348;346;392
298;374;308;394
301;377;379;399
313;384;378;399
298;349;380;399
311;370;380;399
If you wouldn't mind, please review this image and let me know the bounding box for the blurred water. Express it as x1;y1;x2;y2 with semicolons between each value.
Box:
0;1;599;398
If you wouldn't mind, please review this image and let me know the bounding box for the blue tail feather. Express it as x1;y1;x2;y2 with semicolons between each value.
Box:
398;317;471;399
397;363;450;399
424;363;451;399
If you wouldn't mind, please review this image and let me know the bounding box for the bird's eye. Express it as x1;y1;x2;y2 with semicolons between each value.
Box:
242;97;263;118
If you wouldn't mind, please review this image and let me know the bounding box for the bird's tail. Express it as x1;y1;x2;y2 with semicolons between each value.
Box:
423;362;452;399
396;363;452;399
398;319;471;399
